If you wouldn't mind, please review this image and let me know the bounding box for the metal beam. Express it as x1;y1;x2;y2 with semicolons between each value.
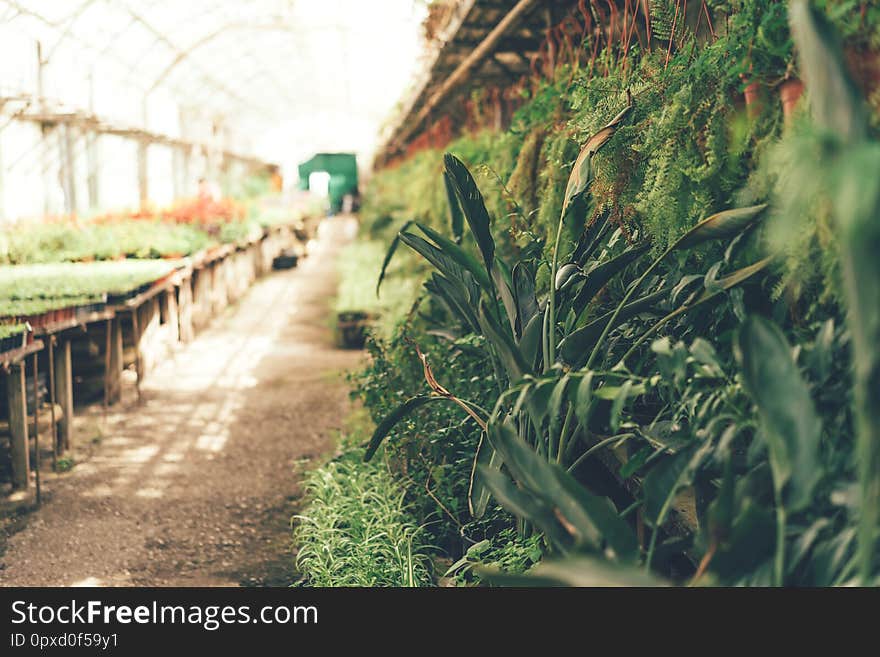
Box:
390;0;540;151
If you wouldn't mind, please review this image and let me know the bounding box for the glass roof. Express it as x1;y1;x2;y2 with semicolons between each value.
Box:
0;0;427;167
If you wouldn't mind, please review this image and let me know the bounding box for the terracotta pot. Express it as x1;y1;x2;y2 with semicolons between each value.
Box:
743;81;766;119
780;78;804;124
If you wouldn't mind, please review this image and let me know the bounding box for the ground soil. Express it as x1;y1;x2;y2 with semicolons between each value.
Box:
0;216;362;586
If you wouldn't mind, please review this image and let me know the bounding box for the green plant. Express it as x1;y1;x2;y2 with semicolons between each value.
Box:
292;447;433;587
56;457;75;473
785;0;880;583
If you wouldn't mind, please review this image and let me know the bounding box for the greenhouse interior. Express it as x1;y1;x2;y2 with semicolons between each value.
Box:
0;0;878;591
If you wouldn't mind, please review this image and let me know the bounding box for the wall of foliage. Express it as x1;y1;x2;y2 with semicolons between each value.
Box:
325;0;880;586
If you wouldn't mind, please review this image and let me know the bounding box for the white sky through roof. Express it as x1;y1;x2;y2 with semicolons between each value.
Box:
0;0;428;173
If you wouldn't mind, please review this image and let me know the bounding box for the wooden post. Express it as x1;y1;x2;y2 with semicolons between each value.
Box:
134;297;160;384
178;278;194;343
55;339;73;451
163;288;179;344
130;310;142;403
212;260;228;315
103;318;111;414
47;338;58;469
31;352;41;505
107;316;124;404
6;363;30;491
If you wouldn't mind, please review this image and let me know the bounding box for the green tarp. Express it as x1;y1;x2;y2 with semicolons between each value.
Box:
298;153;358;212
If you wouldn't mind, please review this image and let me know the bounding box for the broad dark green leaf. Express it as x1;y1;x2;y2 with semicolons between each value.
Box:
518;311;544;371
443;169;464;244
548;374;571;441
399;232;477;296
424;273;480;333
364;394;444;461
571;242;651;317
710;497;776;579
643;447;698;525
476;464;573;550
672;204;767;251
415;222;491;289
524;378;556;432
574;372;595;428
444;153;495;272
560;288;667;367
376;220;413;295
789;0;866;142
735;316;822;512
468;431;501;518
487;418;637;558
492;266;518;335
477;299;530;382
512;262;538;337
562;102;633;216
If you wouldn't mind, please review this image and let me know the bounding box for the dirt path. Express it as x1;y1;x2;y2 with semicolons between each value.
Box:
0;216;362;586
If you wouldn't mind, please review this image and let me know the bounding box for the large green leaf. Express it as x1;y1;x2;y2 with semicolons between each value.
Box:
560;288;668;367
477;465;573;550
424;273;480;333
415;222;491;289
468;431;500;518
562;102;633;216
399;232;475;294
571;242;651;317
672;204;767;251
789;0;866;142
643;447;700;525
443;154;495;272
376;220;413;296
492;266;518;335
443;169;465;244
790;0;878;584
517;311;544;371
574;372;595;428
512;261;538;337
364;394;445;461
487;418;637;558
477;299;530;382
735;316;822;512
478;556;665;587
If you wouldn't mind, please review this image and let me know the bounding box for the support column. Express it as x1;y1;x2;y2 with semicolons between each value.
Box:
54;339;73;451
137;139;149;207
107;317;124;404
6;363;30;490
163;288;179;344
178;280;194;343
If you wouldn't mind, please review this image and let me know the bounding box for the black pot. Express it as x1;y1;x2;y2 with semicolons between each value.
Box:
336;311;374;349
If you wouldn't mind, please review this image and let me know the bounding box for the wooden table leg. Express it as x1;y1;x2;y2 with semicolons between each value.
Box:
131;310;142;403
6;363;29;491
55;339;73;452
31;352;41;506
103;318;111;415
108;316;123;405
48;337;58;470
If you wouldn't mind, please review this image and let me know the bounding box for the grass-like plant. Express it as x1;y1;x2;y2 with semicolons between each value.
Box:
292;450;433;587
